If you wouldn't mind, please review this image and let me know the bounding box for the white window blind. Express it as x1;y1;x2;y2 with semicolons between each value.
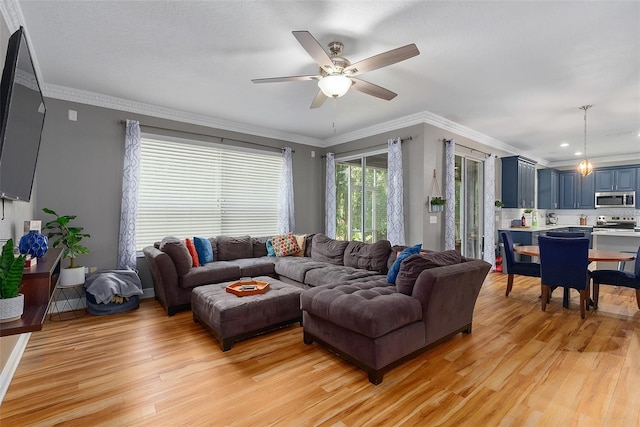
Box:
135;137;282;249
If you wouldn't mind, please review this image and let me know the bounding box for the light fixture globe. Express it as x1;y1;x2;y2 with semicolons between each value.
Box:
318;75;352;98
578;159;593;176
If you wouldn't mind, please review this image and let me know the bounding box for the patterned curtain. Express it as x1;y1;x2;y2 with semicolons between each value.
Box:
484;153;496;269
325;153;336;238
117;120;141;270
278;147;295;233
387;138;405;246
444;139;456;250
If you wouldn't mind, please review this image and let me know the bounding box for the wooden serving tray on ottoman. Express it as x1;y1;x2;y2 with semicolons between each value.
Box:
225;280;270;296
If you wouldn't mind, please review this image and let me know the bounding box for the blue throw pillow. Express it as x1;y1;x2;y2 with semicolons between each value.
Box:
387;243;422;284
193;237;214;264
266;239;276;257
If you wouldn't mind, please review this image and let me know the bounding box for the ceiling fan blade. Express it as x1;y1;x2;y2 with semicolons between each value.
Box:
344;44;419;75
252;75;320;83
292;31;336;73
310;90;328;109
351;78;397;101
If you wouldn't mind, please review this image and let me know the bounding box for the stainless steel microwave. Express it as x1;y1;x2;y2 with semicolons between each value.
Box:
594;191;635;208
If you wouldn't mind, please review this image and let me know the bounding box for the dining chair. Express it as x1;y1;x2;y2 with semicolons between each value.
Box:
545;231;585;238
538;235;590;318
590;245;640;310
500;231;541;297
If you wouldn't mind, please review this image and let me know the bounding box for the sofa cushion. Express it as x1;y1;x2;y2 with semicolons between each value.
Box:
180;261;241;289
395;251;463;295
343;240;392;273
293;234;306;257
387;244;422;284
311;234;349;265
160;236;192;277
216;236;253;261
194;236;214;264
300;281;422;338
274;257;327;283
184;238;200;267
252;237;270;258
304;265;387;287
269;232;300;257
230;257;277;277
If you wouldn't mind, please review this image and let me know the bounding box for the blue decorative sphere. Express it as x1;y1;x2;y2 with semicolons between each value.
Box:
19;230;48;258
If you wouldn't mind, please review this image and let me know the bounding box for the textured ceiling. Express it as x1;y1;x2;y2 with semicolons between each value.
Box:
9;0;640;166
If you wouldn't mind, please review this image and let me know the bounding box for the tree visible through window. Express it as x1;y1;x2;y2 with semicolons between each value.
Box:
335;152;387;243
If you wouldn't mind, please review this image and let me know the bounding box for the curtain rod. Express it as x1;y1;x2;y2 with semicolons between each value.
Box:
444;139;491;157
119;120;293;153
321;136;413;158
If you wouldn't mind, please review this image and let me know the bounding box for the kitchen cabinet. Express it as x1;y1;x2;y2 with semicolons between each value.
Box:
558;171;595;209
637;167;640;208
537;169;559;209
595;168;636;192
501;156;535;208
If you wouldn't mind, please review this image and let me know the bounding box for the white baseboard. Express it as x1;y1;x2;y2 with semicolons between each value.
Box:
0;332;31;405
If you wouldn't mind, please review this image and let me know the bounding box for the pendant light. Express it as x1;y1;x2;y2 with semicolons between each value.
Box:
577;105;593;176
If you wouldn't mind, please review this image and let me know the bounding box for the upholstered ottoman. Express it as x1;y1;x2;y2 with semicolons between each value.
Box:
192;276;303;351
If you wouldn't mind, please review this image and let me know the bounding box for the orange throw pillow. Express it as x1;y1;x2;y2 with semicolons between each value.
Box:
184;238;200;267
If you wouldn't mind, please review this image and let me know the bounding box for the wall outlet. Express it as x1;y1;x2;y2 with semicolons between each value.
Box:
430;215;437;224
89;266;97;274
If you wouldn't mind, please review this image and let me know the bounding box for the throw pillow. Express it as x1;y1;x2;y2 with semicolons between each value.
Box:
395;251;462;295
269;232;300;257
193;236;214;264
159;236;192;277
216;235;252;261
266;239;276;257
293;234;306;257
386;243;422;284
184;238;200;267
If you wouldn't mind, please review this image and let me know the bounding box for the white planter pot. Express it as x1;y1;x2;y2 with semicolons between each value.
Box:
60;267;86;286
0;293;24;323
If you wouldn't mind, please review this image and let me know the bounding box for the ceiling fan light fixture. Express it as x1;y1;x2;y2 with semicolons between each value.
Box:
318;75;351;98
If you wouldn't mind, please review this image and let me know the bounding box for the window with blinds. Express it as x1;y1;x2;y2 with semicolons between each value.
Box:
135;137;282;250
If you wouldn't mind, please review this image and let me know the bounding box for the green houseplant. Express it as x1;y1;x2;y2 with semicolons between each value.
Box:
0;239;27;322
494;200;504;208
42;208;90;285
430;196;446;212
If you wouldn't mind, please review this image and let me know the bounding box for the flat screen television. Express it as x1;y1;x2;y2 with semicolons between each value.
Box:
0;26;46;202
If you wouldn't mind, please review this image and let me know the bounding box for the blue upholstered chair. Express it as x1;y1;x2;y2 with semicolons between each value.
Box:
538;236;591;318
590;246;640;310
546;231;585;238
500;231;541;297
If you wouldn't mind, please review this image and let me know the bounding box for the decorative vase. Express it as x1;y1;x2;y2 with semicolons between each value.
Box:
19;230;48;258
0;293;24;323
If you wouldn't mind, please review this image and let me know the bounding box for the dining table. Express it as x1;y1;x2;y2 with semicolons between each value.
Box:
513;245;636;308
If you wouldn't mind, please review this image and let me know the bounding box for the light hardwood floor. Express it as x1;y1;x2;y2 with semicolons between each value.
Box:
2;272;639;426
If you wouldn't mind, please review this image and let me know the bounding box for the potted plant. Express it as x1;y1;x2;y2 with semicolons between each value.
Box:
495;200;504;208
0;239;26;322
42;208;90;286
430;196;446;212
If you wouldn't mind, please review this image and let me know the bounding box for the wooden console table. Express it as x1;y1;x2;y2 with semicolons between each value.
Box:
0;248;63;337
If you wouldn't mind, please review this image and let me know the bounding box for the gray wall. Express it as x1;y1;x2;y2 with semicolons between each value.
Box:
34;99;324;288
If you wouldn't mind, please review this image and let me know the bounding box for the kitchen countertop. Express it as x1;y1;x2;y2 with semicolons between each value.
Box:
592;230;640;237
498;224;594;232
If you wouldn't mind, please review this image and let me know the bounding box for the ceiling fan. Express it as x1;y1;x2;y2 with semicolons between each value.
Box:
252;31;420;108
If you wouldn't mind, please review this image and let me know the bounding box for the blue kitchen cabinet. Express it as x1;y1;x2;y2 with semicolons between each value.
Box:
558;171;595;209
502;156;535;208
595;168;636;192
537;169;559;209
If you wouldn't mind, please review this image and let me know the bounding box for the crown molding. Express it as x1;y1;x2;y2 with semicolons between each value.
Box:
322;110;546;164
42;83;324;146
0;0;20;32
548;152;640;169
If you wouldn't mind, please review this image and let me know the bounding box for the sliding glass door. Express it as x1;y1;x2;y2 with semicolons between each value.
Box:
455;155;484;258
335;152;387;243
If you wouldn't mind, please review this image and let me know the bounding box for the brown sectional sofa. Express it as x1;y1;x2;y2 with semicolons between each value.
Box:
143;233;491;383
